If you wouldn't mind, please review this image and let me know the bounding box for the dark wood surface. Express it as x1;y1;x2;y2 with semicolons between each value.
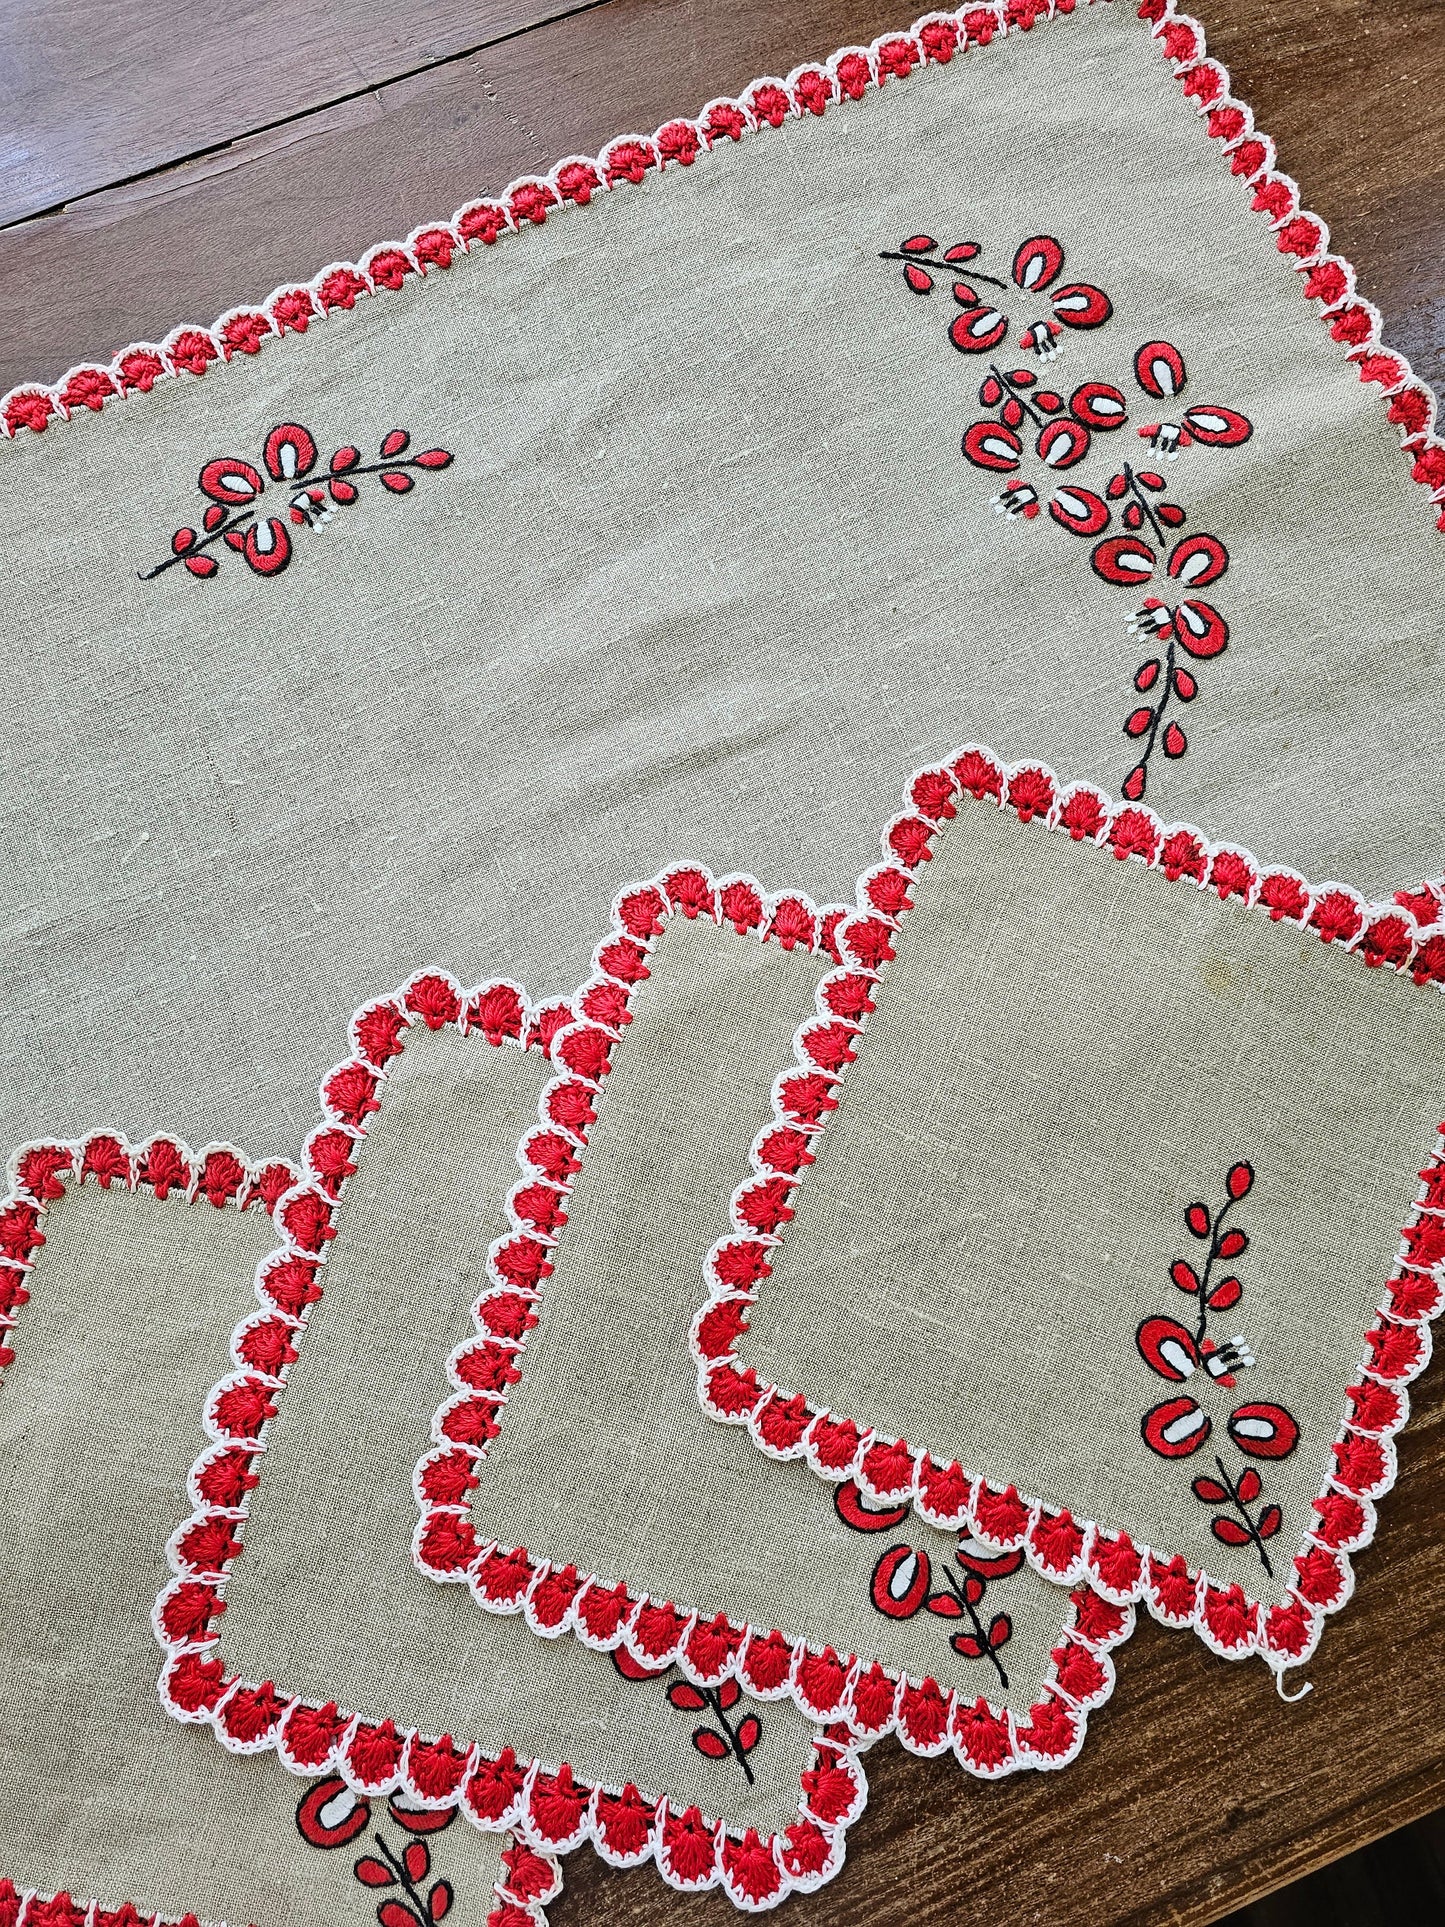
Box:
4;3;1443;1922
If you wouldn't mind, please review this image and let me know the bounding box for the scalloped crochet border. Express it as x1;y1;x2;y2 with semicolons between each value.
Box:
409;883;1132;1790
0;1826;555;1927
0;1129;298;1927
686;742;1445;1680
2;1;1441;535
151;969;868;1916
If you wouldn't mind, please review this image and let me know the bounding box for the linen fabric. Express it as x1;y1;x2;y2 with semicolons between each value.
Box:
732;795;1445;1596
218;1026;832;1835
0;1180;537;1926
448;914;1086;1708
0;3;1439;1171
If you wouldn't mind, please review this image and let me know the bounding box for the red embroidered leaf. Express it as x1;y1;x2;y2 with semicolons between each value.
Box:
962;421;1022;471
199;458;263;505
1226;1161;1255;1201
295;1777;370;1847
950;1632;984;1658
353;1857;396;1889
380;470;416;493
1011;234;1064;292
691;1727;729;1761
1069;380;1128;429
1175;598;1229;658
1134;340;1187;398
1123;706;1154;739
1162;720;1187;759
1206;1275;1242;1310
1137;1315;1200;1381
1228;1402;1300;1459
402;1841;430;1883
736;1714;762;1754
380;429;411;457
263;422;318;482
1217;1227;1248;1259
925;1590;965;1619
1257;1505;1283;1540
1037;418;1089;469
903;263;933;293
1167;531;1229;588
1211;1516;1252;1548
950;307;1009;353
1191;1476;1228;1503
1142;1394;1211;1457
377;1904;424;1927
1237;1467;1263;1504
1051;283;1112;329
987;1612;1012;1649
1184;404;1252;447
1091;535;1157;586
242;517;292;576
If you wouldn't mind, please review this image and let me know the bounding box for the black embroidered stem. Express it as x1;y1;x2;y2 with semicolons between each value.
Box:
1193;1191;1242;1349
877;248;1008;287
1212;1454;1275;1577
137;509;256;580
940;1569;1009;1691
369;1831;435;1920
1120;463;1169;545
1128;629;1178;788
286;454;440;525
986;362;1051;429
704;1688;757;1785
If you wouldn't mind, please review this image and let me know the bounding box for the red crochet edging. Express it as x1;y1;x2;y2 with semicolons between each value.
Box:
0;1881;205;1927
0;1128;296;1384
687;743;1445;1679
484;1836;563;1927
152;968;866;1915
410;880;1130;1790
0;1130;297;1927
4;1;1440;534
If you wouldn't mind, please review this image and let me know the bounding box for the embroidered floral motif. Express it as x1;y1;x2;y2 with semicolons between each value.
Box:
296;1779;561;1927
885;232;1113;363
1137;1160;1300;1575
885;229;1257;798
834;1482;1019;1687
611;1650;763;1783
140;423;452;582
296;1778;456;1924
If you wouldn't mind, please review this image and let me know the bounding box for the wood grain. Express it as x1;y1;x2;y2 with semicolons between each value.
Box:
0;0;602;225
4;3;1443;1921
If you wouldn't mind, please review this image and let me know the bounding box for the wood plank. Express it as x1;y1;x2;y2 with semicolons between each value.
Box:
0;0;603;225
4;2;1443;1919
2;0;1441;401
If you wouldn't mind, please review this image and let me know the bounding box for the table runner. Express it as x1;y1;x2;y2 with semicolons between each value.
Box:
2;0;1442;1919
0;1;1440;1166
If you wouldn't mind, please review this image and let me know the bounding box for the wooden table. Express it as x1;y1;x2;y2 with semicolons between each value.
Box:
3;3;1441;1920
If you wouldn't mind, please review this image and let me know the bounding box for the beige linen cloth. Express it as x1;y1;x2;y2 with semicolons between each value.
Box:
722;786;1445;1628
2;0;1443;1919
